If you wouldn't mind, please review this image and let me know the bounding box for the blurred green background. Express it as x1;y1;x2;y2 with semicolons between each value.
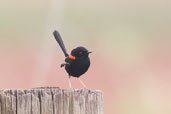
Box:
0;0;171;114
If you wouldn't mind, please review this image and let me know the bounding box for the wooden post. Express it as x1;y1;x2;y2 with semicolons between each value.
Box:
0;87;103;114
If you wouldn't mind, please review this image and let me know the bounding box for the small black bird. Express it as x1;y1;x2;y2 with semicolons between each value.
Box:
53;30;91;88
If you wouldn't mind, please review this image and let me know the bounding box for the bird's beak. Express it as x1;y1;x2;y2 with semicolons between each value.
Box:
88;51;92;54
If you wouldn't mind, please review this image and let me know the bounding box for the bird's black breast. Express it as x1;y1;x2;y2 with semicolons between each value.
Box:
65;57;90;77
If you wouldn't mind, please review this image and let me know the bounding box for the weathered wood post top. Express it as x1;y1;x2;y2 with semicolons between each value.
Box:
0;87;103;114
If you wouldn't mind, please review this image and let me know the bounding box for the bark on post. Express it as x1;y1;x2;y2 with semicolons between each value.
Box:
0;87;103;114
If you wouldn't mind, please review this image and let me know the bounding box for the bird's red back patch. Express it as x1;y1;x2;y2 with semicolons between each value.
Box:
69;54;76;60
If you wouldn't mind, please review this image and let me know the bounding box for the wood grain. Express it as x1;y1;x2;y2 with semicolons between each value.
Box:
0;87;103;114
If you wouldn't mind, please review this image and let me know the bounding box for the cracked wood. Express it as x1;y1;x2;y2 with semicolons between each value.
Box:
0;87;103;114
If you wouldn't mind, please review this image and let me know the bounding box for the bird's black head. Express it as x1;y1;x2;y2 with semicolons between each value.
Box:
70;46;92;59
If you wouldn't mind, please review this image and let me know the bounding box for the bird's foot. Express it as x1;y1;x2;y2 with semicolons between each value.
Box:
60;62;69;68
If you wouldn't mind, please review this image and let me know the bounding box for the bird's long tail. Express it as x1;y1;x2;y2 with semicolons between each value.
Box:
53;30;69;57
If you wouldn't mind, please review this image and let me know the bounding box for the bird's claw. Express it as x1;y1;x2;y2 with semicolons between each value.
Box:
60;63;69;68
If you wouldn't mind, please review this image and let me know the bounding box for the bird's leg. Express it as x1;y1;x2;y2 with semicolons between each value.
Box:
78;78;87;88
60;62;69;68
68;76;72;88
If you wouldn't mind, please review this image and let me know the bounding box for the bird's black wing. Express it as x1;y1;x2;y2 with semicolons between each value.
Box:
53;30;69;57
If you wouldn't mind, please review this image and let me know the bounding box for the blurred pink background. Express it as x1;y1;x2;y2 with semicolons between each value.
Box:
0;0;171;114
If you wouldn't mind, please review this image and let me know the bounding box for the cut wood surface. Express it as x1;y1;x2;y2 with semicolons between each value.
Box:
0;87;103;114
